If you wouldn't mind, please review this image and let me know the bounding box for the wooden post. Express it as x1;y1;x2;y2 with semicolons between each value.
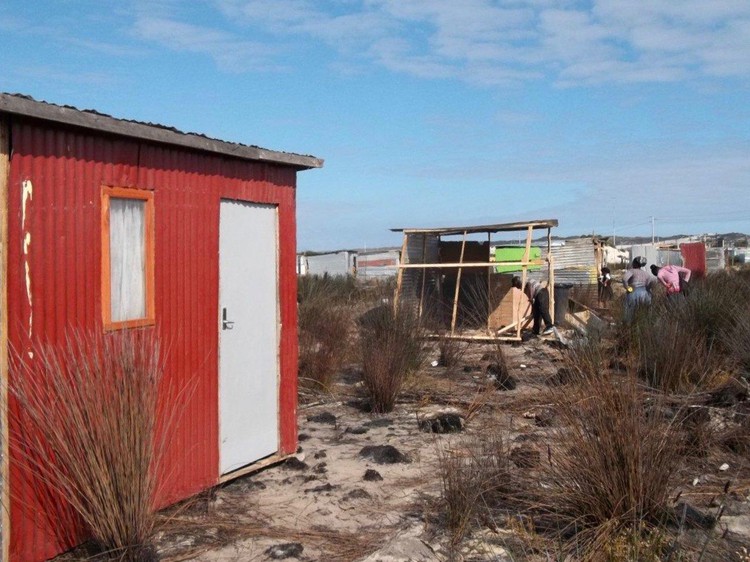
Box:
393;233;409;311
486;232;491;334
548;227;555;324
418;234;427;318
518;226;533;339
450;231;467;335
0;116;10;562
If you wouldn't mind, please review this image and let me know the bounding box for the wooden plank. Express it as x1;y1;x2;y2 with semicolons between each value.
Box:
392;233;409;311
0;116;9;562
496;312;533;335
392;219;559;236
548;227;555;324
450;231;467;335
424;333;521;342
417;234;427;318
0;94;324;170
398;260;545;269
218;452;290;483
486;232;491;333
518;226;533;339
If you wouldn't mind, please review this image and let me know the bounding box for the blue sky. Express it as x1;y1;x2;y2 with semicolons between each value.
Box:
1;0;749;250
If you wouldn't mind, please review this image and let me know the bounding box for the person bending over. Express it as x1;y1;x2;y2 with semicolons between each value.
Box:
650;264;691;299
524;279;554;336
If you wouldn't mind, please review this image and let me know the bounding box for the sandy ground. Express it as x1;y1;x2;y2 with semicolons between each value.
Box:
155;338;562;562
149;332;750;562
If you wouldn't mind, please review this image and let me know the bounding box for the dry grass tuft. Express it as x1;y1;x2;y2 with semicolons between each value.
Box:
541;371;682;559
358;305;426;413
620;272;750;393
437;434;514;545
298;294;352;392
436;333;468;370
10;330;168;561
632;310;717;393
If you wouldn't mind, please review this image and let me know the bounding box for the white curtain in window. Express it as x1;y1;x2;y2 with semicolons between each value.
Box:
110;198;146;322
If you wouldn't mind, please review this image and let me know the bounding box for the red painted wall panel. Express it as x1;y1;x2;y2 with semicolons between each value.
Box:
680;242;706;279
7;118;300;561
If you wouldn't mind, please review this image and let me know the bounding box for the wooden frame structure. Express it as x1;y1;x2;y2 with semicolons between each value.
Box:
392;219;558;342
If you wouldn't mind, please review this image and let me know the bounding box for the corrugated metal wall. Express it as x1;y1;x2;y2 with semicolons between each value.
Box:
401;234;440;307
305;251;354;276
358;250;399;279
629;244;683;267
7;118;300;561
706;248;726;271
681;242;707;278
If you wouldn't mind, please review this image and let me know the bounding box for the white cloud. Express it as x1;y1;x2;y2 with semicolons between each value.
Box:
133;15;284;72
198;0;750;86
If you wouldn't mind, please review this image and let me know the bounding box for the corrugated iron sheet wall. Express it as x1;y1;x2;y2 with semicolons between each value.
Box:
358;250;399;279
305;251;353;276
681;242;707;278
7;119;299;561
550;238;596;271
402;234;440;305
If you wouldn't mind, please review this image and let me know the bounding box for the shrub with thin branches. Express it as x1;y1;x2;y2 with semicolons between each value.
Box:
359;305;425;413
10;330;167;561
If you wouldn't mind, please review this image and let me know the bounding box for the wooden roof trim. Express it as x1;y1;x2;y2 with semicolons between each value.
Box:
391;219;559;236
0;93;323;170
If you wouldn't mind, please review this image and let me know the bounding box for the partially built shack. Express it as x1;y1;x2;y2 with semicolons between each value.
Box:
391;220;558;341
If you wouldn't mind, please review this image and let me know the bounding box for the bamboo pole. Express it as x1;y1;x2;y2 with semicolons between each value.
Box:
450;231;467;335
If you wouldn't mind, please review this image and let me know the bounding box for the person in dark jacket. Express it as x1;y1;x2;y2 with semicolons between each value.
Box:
524;279;554;335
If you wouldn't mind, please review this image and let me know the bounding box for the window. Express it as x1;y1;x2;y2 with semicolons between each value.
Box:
101;187;155;330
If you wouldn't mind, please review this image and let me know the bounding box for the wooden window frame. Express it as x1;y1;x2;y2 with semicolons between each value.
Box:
101;186;155;331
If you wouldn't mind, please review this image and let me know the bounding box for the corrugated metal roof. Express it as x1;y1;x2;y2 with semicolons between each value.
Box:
391;219;558;236
0;93;323;169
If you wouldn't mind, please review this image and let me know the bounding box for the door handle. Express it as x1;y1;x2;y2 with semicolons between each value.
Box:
222;307;235;330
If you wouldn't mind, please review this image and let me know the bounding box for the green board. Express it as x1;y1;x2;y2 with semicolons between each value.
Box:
494;246;542;273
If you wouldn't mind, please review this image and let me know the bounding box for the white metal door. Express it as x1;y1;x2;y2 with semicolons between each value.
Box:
219;200;279;474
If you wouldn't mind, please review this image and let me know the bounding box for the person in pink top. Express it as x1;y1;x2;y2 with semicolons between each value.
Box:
650;264;691;296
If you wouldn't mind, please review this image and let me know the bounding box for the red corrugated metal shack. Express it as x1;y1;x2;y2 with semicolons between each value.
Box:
0;93;322;561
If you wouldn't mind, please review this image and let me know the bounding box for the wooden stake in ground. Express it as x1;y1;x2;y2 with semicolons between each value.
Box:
450;231;467;335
